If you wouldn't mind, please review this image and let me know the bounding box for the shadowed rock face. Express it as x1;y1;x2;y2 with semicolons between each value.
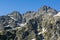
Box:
0;23;4;31
0;6;60;40
8;11;22;23
0;11;23;30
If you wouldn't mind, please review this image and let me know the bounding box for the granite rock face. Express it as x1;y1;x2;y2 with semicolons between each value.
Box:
0;6;60;40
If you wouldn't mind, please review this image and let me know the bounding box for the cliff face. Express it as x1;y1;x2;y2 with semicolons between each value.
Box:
0;6;60;40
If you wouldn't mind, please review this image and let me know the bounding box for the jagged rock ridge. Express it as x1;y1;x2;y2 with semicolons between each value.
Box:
0;6;60;40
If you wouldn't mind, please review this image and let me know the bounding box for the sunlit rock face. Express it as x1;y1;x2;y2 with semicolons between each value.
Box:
23;11;36;22
38;5;57;15
0;6;60;40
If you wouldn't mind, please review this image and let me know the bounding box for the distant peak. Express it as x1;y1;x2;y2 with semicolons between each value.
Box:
42;5;50;8
8;11;22;16
11;11;20;14
26;11;34;13
40;5;51;11
38;5;57;14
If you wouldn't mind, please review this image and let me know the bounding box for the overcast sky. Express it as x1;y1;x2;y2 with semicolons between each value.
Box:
0;0;60;16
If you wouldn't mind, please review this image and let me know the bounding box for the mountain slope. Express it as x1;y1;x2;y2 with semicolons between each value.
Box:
0;6;60;40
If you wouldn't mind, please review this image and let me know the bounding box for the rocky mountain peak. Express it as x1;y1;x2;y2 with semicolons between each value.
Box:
26;11;34;13
8;11;22;17
41;5;51;10
38;5;57;15
8;11;22;22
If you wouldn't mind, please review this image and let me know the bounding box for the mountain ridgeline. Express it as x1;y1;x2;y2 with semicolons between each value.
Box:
0;6;60;40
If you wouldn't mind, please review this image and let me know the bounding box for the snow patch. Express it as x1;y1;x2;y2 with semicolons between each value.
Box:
38;32;42;35
38;27;47;35
42;27;46;32
5;25;10;27
8;15;13;16
20;23;27;27
54;12;60;17
10;17;17;21
5;25;13;28
8;15;17;21
17;23;27;27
